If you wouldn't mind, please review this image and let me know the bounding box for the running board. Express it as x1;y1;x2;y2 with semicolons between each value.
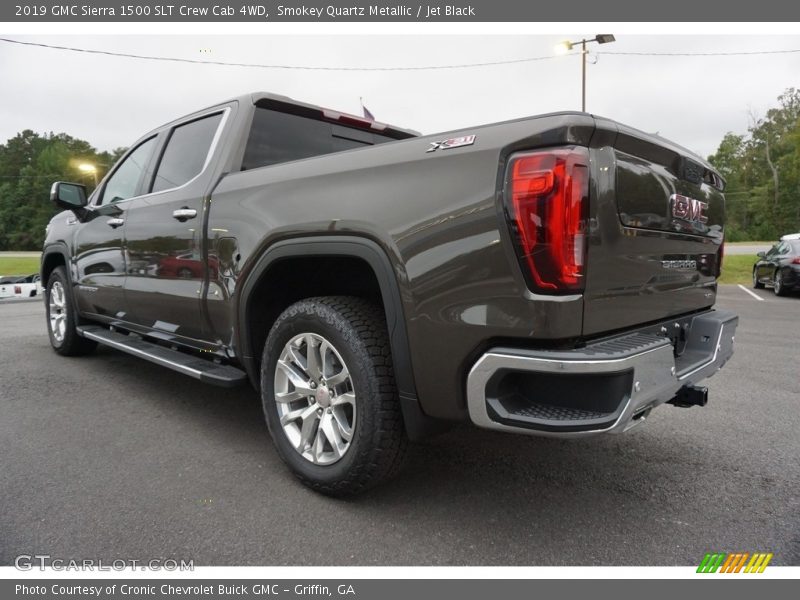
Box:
77;325;247;388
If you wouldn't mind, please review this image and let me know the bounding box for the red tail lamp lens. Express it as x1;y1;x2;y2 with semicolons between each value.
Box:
505;147;589;293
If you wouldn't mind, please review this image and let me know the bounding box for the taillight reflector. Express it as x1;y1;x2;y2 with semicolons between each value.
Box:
504;147;589;293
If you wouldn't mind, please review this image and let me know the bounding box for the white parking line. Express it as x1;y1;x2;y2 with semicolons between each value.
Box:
737;284;766;301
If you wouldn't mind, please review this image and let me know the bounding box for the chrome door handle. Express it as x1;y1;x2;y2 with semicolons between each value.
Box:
172;208;197;221
106;218;124;228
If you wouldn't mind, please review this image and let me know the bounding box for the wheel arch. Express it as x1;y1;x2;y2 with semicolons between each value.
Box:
40;244;70;287
236;236;440;440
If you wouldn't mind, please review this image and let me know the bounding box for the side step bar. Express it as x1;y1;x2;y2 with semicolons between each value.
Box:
77;325;247;388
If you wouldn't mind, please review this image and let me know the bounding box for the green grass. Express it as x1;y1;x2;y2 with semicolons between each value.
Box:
718;254;754;285
0;257;40;276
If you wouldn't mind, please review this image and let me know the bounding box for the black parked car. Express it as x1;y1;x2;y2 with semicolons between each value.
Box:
753;239;800;295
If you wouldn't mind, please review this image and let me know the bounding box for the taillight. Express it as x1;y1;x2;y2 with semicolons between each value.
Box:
504;147;589;293
791;257;800;265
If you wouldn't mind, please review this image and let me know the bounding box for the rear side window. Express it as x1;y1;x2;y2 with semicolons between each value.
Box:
242;107;395;170
152;112;223;193
101;137;157;205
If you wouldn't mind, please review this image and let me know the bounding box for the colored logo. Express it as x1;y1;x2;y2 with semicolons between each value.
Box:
697;552;773;573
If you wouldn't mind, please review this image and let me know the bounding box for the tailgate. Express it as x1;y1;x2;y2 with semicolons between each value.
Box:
583;119;725;336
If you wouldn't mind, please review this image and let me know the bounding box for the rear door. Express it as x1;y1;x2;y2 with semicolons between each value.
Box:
583;120;725;336
122;107;229;346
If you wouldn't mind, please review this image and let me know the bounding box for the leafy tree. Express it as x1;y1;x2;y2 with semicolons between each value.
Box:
0;131;126;250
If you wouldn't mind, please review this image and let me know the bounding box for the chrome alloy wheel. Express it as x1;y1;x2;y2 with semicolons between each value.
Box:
274;333;356;465
48;280;67;343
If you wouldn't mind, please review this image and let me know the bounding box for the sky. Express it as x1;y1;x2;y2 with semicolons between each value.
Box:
1;33;799;159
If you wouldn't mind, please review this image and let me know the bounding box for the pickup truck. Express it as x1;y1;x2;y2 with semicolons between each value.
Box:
0;274;43;299
43;92;738;495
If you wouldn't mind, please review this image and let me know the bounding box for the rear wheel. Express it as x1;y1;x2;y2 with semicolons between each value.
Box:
260;296;407;496
45;267;97;356
773;269;788;296
752;268;764;289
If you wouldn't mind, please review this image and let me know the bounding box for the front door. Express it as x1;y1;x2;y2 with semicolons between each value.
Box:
73;136;158;320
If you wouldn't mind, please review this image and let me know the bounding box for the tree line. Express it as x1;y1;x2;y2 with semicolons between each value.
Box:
0;130;125;250
1;89;799;250
708;87;800;241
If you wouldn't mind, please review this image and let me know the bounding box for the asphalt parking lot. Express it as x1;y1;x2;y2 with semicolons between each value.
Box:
1;285;798;566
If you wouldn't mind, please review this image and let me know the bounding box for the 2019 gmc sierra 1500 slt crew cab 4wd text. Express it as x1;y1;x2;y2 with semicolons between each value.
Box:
42;92;738;495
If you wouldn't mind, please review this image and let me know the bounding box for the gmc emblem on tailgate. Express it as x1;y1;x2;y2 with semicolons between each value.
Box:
670;193;708;224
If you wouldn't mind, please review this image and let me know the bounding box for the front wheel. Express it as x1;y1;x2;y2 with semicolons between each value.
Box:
260;296;407;496
753;268;764;289
45;267;97;356
773;269;788;296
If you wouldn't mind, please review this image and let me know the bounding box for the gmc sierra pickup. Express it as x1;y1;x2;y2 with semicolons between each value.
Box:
43;92;737;495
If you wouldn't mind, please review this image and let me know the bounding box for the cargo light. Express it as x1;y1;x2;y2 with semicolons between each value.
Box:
504;147;589;293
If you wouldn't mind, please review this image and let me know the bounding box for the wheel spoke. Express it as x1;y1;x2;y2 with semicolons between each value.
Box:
319;340;332;379
331;408;353;442
274;389;307;403
331;391;355;407
298;406;320;451
320;412;346;458
312;425;327;464
287;343;307;372
277;359;313;396
305;334;322;380
280;403;315;426
326;366;350;387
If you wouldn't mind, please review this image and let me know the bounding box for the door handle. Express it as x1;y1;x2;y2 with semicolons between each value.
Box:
172;208;197;222
106;218;124;228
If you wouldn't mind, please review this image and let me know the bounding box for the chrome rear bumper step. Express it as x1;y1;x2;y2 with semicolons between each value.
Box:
77;325;247;388
466;309;738;437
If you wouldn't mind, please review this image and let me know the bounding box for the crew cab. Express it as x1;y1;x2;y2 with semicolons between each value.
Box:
42;92;737;495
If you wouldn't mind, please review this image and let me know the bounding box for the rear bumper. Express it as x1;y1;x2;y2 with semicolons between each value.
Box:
466;309;738;437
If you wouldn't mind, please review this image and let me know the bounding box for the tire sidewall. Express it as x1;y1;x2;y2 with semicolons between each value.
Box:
261;304;380;487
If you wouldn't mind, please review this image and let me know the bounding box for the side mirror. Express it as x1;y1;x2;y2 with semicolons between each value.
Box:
50;182;88;211
756;251;766;259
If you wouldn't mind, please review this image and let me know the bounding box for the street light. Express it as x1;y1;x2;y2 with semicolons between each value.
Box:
555;34;616;112
78;163;98;187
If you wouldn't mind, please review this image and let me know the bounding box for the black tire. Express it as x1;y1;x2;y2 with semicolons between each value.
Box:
773;269;788;296
260;296;407;496
45;266;97;356
753;268;764;289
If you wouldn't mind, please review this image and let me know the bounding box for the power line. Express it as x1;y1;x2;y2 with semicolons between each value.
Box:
0;37;557;70
2;37;799;71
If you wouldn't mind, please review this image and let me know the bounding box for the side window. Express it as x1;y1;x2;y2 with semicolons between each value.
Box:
151;113;223;193
100;137;157;205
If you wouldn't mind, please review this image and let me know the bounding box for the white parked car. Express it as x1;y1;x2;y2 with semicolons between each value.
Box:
0;274;43;299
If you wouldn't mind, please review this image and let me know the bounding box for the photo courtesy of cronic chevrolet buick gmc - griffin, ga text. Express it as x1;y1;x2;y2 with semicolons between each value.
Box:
41;92;738;495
